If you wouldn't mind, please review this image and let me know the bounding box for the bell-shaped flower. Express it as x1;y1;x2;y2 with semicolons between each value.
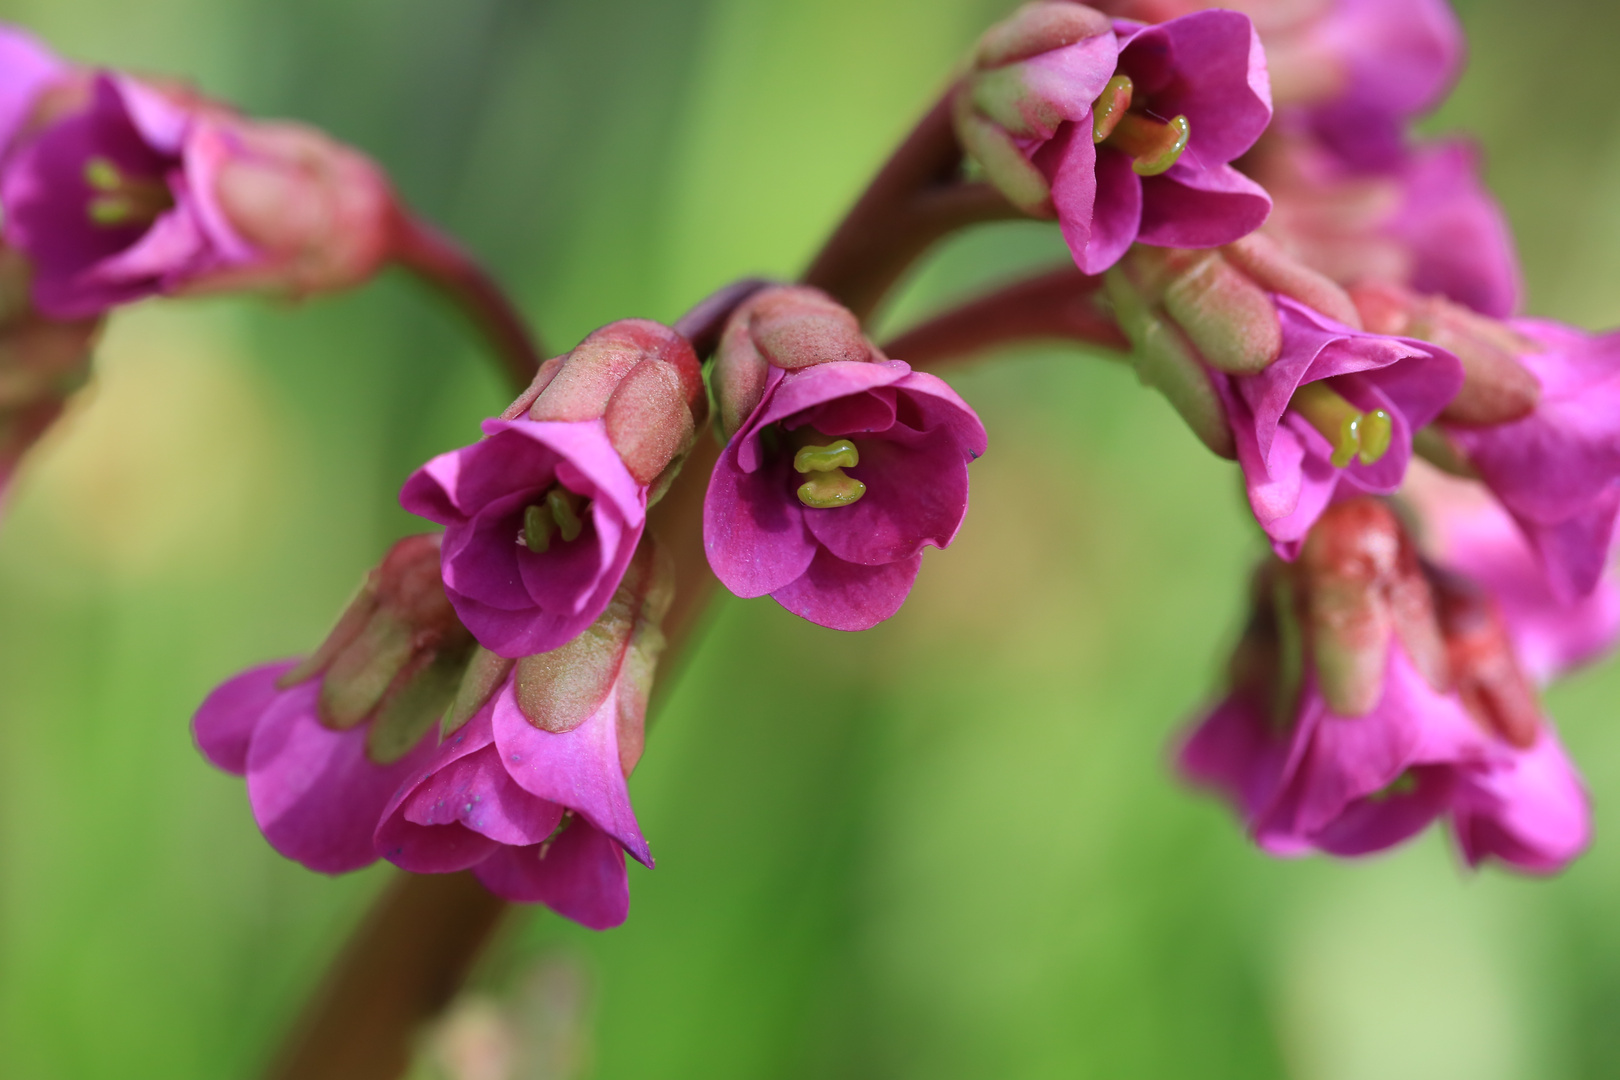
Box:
404;319;702;657
1107;243;1463;556
191;534;475;873
1;72;396;317
955;2;1272;274
376;538;672;930
704;287;986;630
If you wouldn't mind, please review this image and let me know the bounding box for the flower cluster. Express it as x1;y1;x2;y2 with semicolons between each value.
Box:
0;0;1588;941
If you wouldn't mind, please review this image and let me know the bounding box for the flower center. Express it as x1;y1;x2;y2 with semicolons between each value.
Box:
83;156;174;228
1289;382;1393;468
792;435;866;509
1090;74;1190;177
519;486;590;553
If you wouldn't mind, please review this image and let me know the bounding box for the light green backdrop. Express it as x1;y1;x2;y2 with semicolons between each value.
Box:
2;1;1618;1077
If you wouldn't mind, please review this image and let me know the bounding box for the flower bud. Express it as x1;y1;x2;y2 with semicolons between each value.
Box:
1428;567;1540;749
711;286;878;443
1349;280;1540;426
1296;499;1401;715
280;533;475;763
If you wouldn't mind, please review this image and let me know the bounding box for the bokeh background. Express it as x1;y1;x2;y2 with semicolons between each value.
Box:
1;0;1618;1076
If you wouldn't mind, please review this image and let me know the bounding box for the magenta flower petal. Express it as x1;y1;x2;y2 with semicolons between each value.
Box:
401;418;647;657
244;680;438;874
192;660;297;775
1450;728;1590;874
1309;766;1456;857
491;683;650;867
1018;29;1121;138
1135;162;1271;248
703;442;817;599
771;549;923;631
1391;141;1521;319
0;25;64;154
473;821;630;930
803;428;971;565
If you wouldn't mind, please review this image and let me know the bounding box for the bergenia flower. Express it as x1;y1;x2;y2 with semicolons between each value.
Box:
1435;319;1620;601
403;319;703;657
0;24;65;156
955;2;1272;274
1;72;396;317
1254;134;1522;319
1217;295;1462;557
377;539;672;930
704;287;986;631
192;535;474;873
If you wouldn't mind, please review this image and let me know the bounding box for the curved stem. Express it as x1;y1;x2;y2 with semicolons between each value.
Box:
883;266;1128;370
801;88;1027;321
391;212;546;393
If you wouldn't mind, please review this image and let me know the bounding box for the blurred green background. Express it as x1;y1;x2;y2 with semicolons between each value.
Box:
2;0;1618;1076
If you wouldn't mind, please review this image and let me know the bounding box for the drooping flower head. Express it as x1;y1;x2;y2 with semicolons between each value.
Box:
1;73;396;317
404;319;704;657
1356;283;1620;601
1178;498;1589;871
1106;241;1463;555
378;537;673;930
192;534;475;873
955;2;1273;274
704;287;987;630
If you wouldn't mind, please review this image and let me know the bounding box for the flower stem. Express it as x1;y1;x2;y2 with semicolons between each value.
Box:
801;88;1027;322
390;211;546;393
881;266;1127;370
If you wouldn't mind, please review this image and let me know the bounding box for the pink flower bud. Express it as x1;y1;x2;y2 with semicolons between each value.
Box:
191;534;474;874
376;539;674;930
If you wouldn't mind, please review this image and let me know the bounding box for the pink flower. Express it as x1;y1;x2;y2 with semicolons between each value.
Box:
191;534;474;874
1;73;396;317
1449;729;1590;874
402;420;648;658
955;5;1272;274
1215;295;1462;557
375;677;649;931
704;360;987;630
0;24;65;156
193;661;442;874
1439;320;1620;601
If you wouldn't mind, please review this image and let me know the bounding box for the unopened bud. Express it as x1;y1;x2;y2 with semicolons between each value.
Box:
442;646;516;737
527;319;705;488
280;534;475;761
1349;281;1540;426
1132;247;1282;375
1221;233;1362;330
973;2;1113;68
1297;499;1402;716
1429;567;1541;748
1105;265;1236;458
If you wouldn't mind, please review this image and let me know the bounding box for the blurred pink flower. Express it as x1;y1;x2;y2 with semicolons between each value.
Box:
704;359;986;630
0;24;65;155
1215;295;1462;557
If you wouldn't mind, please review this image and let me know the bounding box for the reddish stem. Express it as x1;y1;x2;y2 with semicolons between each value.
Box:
883;266;1127;370
801;88;1026;321
391;212;546;393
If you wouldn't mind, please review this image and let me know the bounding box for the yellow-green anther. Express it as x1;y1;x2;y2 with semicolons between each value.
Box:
797;470;866;509
1091;75;1134;143
793;439;859;474
546;487;586;543
84;156;122;191
1357;409;1393;465
1131;115;1189;176
522;502;554;553
88;197;134;226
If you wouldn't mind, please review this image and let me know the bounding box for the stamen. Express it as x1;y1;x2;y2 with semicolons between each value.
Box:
80;156;174;229
1289;383;1394;468
1368;771;1418;801
522;502;555;554
1091;75;1134;143
798;471;867;508
84;156;122;192
546;488;586;542
793;439;859;473
1103;112;1191;177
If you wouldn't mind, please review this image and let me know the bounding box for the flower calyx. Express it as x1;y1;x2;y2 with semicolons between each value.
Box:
505;318;706;498
278;533;476;764
1350;280;1540;427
